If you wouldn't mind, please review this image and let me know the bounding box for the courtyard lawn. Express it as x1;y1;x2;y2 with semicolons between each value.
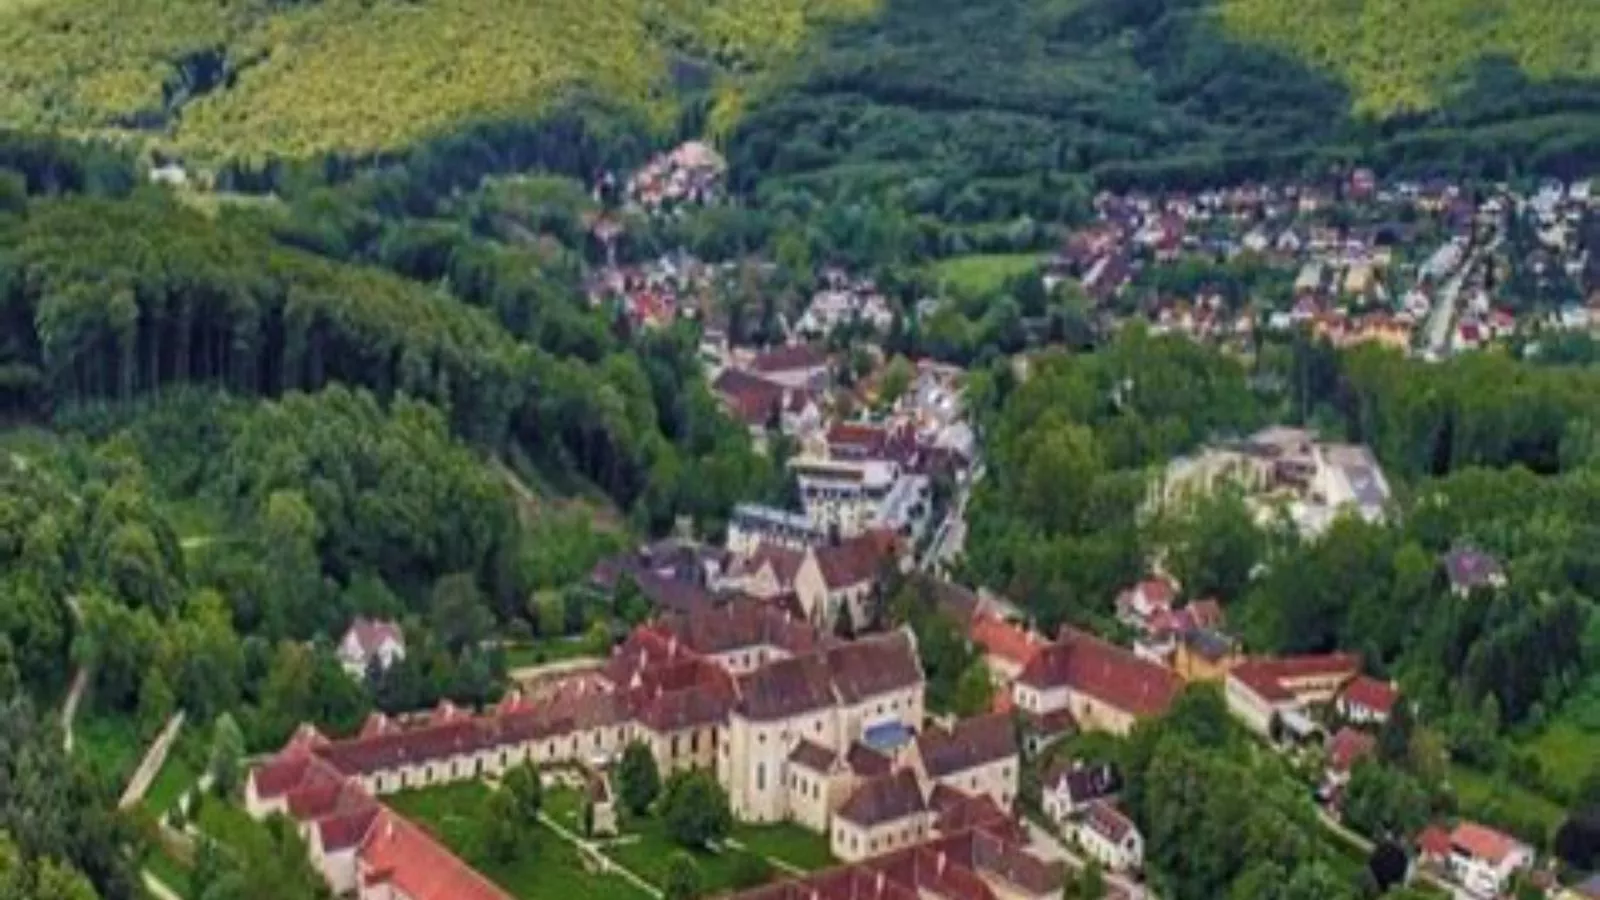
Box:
607;813;832;893
732;822;835;872
930;253;1045;296
389;783;650;900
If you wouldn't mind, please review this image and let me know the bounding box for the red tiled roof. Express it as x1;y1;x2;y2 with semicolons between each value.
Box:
714;368;789;426
1417;825;1451;858
1230;652;1361;704
736;653;836;721
916;713;1017;778
813;532;895;591
345;618;403;654
1450;821;1525;865
1326;727;1376;774
969;613;1042;669
846;743;893;778
314;804;382;853
837;770;927;828
251;754;316;800
1016;629;1181;718
662;599;820;657
360;809;512;900
789;740;837;772
752;343;827;374
826;629;924;704
1082;800;1136;843
929;786;1020;840
1340;675;1398;716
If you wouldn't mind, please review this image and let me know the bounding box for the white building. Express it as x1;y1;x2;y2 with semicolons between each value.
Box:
1073;800;1143;873
338;619;406;679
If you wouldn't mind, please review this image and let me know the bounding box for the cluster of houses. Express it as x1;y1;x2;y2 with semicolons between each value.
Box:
795;268;897;339
622;140;727;217
586;251;731;330
1151;425;1392;538
1047;172;1597;357
257;579;1221;900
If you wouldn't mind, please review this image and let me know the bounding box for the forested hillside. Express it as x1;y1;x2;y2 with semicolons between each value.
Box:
1221;0;1600;114
0;0;874;159
726;0;1600;224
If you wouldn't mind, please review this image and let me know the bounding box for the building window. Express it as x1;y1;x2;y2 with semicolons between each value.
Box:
757;763;766;791
691;732;700;753
672;735;681;757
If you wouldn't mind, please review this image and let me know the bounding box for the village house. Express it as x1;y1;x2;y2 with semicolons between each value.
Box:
1040;761;1121;825
1072;800;1144;874
728;503;829;555
1011;628;1183;743
792;529;900;630
911;712;1019;810
1418;822;1535;899
1224;652;1362;740
713;367;821;446
967;612;1044;692
1443;546;1507;597
1336;675;1398;726
831;769;932;862
1321;726;1377;798
749;343;832;391
338;618;406;679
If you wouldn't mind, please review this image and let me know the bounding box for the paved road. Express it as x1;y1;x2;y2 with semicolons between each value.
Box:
1423;235;1502;358
61;596;87;753
143;871;184;900
120;711;187;810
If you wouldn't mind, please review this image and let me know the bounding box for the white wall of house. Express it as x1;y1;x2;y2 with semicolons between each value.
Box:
831;813;932;863
931;757;1019;810
1075;821;1143;873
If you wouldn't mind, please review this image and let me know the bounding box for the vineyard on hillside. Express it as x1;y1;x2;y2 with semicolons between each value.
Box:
1219;0;1600;114
0;0;876;160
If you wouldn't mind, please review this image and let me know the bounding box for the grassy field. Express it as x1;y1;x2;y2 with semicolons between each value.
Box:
389;782;650;900
1517;720;1595;797
1449;764;1567;843
503;636;599;669
930;253;1045;297
0;0;879;160
1220;0;1600;114
731;821;835;871
73;709;146;788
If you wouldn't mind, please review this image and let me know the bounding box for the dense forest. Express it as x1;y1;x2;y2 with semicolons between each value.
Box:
966;330;1600;856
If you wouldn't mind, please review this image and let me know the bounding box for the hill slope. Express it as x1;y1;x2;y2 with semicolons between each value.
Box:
1220;0;1600;115
0;0;874;160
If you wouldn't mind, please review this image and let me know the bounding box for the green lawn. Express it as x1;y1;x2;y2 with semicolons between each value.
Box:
607;814;748;890
143;732;204;817
1449;764;1566;844
143;846;194;900
731;822;835;872
503;637;598;669
1517;720;1596;797
74;709;145;788
930;253;1045;296
389;783;649;900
